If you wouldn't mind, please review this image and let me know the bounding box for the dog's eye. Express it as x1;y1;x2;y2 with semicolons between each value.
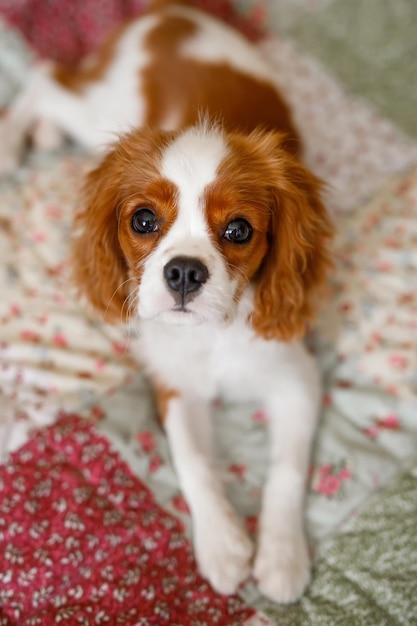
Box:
223;219;253;244
131;207;158;234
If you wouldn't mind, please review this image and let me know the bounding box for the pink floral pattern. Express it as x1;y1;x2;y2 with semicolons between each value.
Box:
320;173;417;397
311;462;352;499
0;414;256;625
364;413;400;439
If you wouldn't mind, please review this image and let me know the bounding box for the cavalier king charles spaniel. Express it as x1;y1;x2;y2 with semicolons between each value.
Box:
0;0;333;604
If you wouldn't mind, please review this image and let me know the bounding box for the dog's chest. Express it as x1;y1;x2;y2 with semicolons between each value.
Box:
135;319;282;401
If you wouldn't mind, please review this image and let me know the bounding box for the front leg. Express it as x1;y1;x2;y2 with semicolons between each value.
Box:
163;392;253;595
254;347;321;603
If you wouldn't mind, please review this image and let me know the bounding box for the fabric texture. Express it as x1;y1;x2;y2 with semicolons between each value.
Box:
0;124;416;625
0;414;259;625
0;0;417;623
282;0;417;139
260;460;417;625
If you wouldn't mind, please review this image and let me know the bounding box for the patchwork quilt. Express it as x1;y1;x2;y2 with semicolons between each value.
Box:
0;1;416;624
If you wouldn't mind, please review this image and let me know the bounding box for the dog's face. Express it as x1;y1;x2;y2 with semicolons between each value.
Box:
118;126;272;326
73;124;332;340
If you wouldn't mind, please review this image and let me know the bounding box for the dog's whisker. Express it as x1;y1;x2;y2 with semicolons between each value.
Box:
103;277;136;321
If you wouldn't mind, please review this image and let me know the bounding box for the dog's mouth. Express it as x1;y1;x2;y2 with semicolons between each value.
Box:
172;304;192;313
153;304;206;326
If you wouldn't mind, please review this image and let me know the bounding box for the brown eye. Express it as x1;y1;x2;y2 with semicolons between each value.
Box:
223;219;253;244
131;207;158;234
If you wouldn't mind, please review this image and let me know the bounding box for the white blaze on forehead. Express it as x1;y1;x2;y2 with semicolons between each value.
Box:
160;125;229;236
138;125;237;323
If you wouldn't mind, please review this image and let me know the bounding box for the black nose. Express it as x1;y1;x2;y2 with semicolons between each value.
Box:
164;256;209;301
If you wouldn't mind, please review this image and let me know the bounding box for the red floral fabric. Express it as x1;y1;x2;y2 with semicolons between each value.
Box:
0;414;254;625
0;0;265;66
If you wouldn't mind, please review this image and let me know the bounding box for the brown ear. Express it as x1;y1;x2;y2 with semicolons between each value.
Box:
252;141;333;341
71;127;171;323
71;151;129;323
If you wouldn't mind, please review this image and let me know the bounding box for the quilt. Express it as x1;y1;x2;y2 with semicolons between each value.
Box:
0;1;417;624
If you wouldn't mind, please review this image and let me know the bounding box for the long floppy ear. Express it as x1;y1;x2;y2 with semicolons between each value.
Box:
252;137;333;341
71;150;129;323
71;127;171;323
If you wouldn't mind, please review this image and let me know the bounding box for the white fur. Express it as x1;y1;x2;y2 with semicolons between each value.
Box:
164;395;254;594
132;125;321;602
138;126;235;324
136;290;320;602
0;6;321;604
81;15;160;145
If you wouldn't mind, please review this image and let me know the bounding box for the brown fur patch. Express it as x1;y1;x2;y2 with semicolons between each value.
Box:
238;131;334;341
203;147;272;292
203;130;333;340
152;379;180;423
142;15;300;154
53;22;131;91
52;5;300;159
118;178;179;317
71;128;178;322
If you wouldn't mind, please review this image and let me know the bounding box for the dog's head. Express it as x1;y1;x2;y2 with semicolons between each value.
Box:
72;123;332;340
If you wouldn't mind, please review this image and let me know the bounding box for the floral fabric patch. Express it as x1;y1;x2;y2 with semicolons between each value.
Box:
0;413;258;626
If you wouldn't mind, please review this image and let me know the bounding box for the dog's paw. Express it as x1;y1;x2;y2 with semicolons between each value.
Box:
253;528;310;604
194;506;253;595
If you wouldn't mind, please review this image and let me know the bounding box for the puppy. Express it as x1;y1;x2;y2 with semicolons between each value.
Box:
1;0;332;603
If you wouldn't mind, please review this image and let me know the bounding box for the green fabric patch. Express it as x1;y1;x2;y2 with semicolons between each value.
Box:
260;463;417;625
283;0;417;139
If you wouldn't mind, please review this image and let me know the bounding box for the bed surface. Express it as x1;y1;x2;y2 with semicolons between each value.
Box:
0;1;416;624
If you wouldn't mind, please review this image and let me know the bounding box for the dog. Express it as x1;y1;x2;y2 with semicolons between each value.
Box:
0;0;332;603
